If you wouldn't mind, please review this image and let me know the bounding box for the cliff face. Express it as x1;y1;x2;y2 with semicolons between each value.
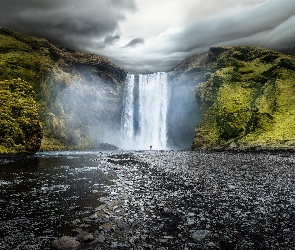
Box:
171;46;295;150
0;28;127;153
2;27;295;152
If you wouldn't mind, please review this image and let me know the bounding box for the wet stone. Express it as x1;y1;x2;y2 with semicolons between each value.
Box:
51;236;82;250
89;214;98;220
191;230;211;242
208;241;217;247
83;234;95;242
96;236;105;243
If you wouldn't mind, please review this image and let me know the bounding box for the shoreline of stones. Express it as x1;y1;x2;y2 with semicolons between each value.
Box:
52;150;295;250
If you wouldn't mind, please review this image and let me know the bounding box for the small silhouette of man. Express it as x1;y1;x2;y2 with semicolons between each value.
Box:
150;145;152;150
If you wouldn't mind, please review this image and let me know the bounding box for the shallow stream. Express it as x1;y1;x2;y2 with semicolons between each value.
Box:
0;151;115;248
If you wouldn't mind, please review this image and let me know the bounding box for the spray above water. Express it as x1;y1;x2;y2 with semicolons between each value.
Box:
121;72;168;150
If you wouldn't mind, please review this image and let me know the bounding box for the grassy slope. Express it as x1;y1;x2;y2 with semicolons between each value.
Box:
191;47;295;149
0;31;48;153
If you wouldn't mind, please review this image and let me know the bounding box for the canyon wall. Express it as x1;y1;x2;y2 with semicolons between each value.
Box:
1;28;295;152
0;28;126;153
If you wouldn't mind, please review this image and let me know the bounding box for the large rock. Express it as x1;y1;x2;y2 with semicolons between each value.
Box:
51;236;82;250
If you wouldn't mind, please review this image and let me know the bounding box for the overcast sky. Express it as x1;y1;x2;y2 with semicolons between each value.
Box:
0;0;295;73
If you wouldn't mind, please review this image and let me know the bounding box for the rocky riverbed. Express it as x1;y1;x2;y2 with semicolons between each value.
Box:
0;150;294;249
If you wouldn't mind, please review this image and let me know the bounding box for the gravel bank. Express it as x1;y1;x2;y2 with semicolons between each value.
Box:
81;150;295;250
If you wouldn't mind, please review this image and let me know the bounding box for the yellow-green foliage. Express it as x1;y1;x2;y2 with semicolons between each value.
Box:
0;79;42;153
0;34;49;81
192;46;295;149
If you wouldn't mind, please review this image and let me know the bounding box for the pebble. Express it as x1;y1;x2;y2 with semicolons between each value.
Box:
207;242;217;247
83;234;95;242
89;214;98;220
191;230;211;242
96;236;105;243
51;236;81;250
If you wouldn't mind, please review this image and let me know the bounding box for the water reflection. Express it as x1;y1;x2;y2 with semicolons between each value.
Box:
0;151;115;242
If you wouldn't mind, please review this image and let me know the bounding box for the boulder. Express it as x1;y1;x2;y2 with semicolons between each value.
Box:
51;236;82;250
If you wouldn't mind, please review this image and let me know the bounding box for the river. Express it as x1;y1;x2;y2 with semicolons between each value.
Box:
0;150;294;249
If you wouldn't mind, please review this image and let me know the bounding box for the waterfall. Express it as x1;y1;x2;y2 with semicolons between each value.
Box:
121;72;168;150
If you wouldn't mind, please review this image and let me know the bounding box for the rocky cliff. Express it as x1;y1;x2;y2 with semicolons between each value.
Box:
0;28;126;153
2;28;295;152
170;46;295;150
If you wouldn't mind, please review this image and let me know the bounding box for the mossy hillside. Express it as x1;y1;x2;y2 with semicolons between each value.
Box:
0;28;127;152
191;46;295;149
0;79;42;153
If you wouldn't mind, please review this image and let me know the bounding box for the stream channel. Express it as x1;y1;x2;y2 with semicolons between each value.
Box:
0;151;116;249
0;150;294;249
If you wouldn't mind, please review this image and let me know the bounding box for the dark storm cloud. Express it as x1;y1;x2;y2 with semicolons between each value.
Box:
0;0;136;50
104;34;120;46
123;38;144;48
0;0;295;73
158;0;295;56
107;0;295;73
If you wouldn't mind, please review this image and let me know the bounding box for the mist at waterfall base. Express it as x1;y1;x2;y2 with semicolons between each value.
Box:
121;72;200;150
56;79;122;147
56;72;199;150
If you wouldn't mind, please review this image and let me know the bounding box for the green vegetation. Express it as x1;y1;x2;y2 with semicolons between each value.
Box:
190;47;295;149
2;27;294;152
0;28;126;153
0;79;42;153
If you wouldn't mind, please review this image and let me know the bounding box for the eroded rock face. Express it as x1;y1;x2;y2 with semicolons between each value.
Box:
0;28;127;152
170;46;295;150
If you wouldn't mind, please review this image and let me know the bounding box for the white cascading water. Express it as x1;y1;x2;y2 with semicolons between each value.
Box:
121;72;168;150
121;74;135;145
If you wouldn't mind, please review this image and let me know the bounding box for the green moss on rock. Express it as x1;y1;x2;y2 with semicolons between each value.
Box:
189;46;295;150
0;79;42;153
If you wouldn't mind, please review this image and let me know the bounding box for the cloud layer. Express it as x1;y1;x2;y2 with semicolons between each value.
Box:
0;0;295;73
0;0;136;50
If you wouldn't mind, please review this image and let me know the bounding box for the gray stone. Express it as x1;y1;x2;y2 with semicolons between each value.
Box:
97;236;105;243
84;234;95;242
208;242;217;247
191;230;211;242
89;213;98;220
51;236;82;250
